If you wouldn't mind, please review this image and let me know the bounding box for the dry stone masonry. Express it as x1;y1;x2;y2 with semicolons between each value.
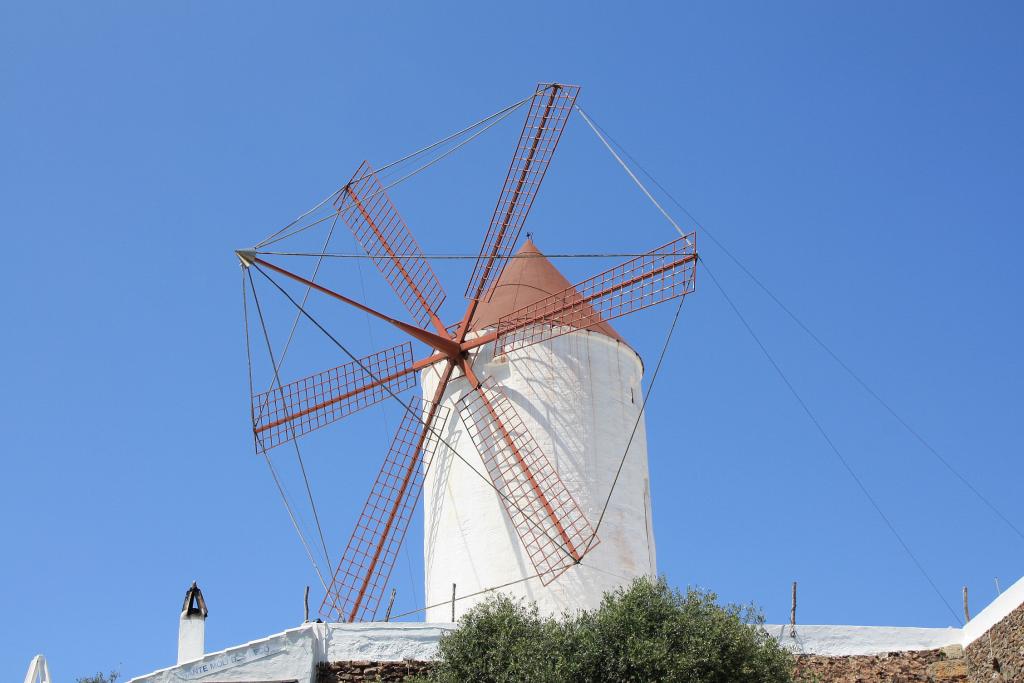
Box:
317;660;432;682
794;647;967;682
964;599;1024;682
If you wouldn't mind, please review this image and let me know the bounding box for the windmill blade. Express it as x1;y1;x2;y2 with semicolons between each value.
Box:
321;396;452;622
464;83;580;302
335;161;447;334
457;377;597;585
252;342;417;453
494;234;697;355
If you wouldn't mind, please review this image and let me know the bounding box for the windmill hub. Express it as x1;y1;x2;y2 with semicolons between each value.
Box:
235;248;256;268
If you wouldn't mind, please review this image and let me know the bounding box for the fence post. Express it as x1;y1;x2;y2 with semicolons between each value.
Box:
790;581;797;637
385;588;397;622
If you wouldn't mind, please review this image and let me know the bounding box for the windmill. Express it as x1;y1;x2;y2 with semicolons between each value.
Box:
237;83;697;623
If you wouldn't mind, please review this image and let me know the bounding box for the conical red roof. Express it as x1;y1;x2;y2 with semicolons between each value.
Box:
468;240;626;344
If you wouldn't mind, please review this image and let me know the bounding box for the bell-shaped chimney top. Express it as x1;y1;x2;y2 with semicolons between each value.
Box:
181;581;208;618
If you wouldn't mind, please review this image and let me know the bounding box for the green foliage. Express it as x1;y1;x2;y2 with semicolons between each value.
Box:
76;672;119;683
430;576;796;683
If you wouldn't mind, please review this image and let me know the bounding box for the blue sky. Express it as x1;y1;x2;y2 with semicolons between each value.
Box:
2;1;1023;679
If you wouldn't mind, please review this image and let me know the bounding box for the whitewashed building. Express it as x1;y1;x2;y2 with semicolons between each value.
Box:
121;577;1024;682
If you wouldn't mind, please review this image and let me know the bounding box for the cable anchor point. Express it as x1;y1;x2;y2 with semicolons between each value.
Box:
236;248;257;268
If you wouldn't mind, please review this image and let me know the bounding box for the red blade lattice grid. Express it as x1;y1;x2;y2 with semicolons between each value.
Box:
464;83;581;301
321;397;451;622
251;342;416;453
494;234;697;355
335;161;446;330
457;377;597;585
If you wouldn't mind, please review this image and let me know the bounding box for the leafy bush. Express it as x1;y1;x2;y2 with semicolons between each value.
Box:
430;576;796;682
76;672;119;683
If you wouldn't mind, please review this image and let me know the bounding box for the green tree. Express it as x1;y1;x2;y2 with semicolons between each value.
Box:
76;671;119;683
430;577;797;683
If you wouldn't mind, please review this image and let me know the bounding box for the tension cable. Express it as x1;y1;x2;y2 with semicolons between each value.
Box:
242;270;330;592
582;105;967;625
254;86;549;249
247;269;333;574
582;109;1022;546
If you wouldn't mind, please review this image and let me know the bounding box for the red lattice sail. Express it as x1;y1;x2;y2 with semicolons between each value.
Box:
494;234;697;354
321;397;451;622
336;161;447;332
251;342;416;453
457;377;596;584
465;83;580;301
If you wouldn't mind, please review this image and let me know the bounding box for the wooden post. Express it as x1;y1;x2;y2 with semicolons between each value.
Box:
384;588;397;622
303;585;310;623
451;583;457;622
962;585;970;622
790;581;797;637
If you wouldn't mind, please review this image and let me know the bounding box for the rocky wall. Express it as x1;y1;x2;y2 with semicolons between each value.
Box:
317;660;433;682
319;654;968;682
965;600;1024;682
794;646;966;682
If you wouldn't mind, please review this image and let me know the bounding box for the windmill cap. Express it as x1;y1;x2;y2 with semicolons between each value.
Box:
469;239;626;345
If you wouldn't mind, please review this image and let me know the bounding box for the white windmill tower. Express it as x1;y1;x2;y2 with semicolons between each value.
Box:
239;82;697;623
422;238;662;619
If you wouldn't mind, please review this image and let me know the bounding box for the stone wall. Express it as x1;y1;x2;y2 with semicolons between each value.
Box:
317;660;433;682
319;654;969;682
965;600;1024;682
314;604;1024;683
794;646;966;682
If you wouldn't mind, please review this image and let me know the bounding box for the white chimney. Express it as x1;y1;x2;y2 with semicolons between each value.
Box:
177;581;208;664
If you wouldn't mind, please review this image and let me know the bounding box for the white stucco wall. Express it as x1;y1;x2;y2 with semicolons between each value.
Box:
128;623;455;682
422;328;657;621
129;624;319;683
128;618;982;682
128;577;1024;679
324;622;453;661
768;624;962;655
